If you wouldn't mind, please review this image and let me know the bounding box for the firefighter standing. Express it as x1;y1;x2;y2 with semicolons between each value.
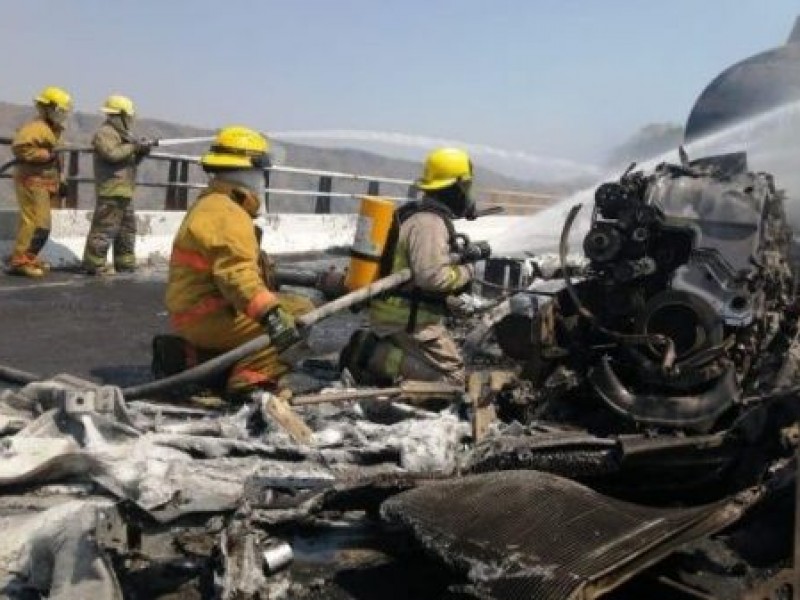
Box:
341;148;491;386
165;126;312;397
83;94;153;274
6;86;72;277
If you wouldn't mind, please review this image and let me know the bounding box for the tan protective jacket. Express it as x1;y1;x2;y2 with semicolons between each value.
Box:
92;121;138;198
166;180;278;330
370;210;473;331
12;118;62;191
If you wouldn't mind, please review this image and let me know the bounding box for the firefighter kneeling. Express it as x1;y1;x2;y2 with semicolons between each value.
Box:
164;126;312;399
340;147;491;387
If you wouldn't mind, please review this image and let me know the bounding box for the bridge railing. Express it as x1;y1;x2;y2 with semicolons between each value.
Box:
0;137;558;214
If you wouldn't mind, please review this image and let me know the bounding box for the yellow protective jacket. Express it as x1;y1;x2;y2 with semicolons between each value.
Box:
166;180;278;330
12;118;62;191
92;121;138;198
370;208;473;332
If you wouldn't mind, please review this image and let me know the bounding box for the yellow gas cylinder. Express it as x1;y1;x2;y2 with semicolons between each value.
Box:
345;196;395;290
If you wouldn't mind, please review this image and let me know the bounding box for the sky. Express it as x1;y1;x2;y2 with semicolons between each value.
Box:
1;0;798;176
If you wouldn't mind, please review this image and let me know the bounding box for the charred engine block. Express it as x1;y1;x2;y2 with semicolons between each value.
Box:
497;153;795;432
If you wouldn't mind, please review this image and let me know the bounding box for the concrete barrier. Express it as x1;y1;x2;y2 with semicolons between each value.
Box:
0;209;532;267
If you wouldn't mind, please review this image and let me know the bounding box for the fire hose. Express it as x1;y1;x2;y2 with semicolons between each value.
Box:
0;136;216;178
56;136;216;154
0;364;40;386
0;269;411;394
122;268;411;399
272;268;325;289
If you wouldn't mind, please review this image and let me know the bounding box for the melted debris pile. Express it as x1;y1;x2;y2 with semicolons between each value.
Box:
2;152;800;599
0;373;470;599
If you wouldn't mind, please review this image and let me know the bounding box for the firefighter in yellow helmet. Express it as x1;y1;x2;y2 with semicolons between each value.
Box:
6;86;72;277
83;94;154;274
341;147;491;386
165;126;312;397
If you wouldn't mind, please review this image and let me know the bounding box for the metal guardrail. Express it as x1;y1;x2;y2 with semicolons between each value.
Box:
0;137;558;214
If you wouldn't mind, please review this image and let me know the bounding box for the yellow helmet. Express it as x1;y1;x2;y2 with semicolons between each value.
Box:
101;94;135;116
34;86;72;111
201;126;270;169
416;147;473;191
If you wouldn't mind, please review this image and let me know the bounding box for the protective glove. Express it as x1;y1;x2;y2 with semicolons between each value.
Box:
446;292;492;317
260;303;301;351
446;293;476;317
134;138;157;157
316;267;348;300
460;240;492;264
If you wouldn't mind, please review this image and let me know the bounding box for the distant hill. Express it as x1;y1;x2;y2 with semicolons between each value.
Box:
606;122;684;168
0;101;567;212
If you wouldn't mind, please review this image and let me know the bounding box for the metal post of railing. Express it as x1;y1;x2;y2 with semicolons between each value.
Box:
65;150;80;209
165;159;179;210
315;175;332;214
263;168;271;213
367;180;380;196
178;160;189;209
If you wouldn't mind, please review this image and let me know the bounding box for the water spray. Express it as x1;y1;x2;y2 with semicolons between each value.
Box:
491;98;800;256
271;129;602;180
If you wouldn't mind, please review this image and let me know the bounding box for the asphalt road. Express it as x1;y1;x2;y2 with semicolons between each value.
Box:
0;264;362;389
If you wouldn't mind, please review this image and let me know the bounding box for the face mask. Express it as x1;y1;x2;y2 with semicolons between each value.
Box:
433;180;473;219
215;168;266;201
108;114;132;134
459;179;477;220
463;196;477;220
44;106;69;127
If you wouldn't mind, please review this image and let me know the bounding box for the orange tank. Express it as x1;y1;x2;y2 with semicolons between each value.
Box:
345;196;395;290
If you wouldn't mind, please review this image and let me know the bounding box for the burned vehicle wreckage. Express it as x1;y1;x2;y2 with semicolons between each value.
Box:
492;151;797;437
2;152;800;600
446;151;800;598
478;152;800;492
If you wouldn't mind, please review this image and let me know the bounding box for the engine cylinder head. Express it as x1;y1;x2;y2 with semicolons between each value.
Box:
595;182;634;219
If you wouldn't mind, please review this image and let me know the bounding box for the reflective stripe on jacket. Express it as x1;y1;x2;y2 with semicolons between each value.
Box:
166;180;276;329
12;118;61;189
370;210;473;331
92;121;138;198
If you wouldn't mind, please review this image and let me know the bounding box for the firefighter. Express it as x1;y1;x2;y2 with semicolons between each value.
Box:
82;94;154;274
6;86;72;277
165;126;312;397
341;147;491;386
